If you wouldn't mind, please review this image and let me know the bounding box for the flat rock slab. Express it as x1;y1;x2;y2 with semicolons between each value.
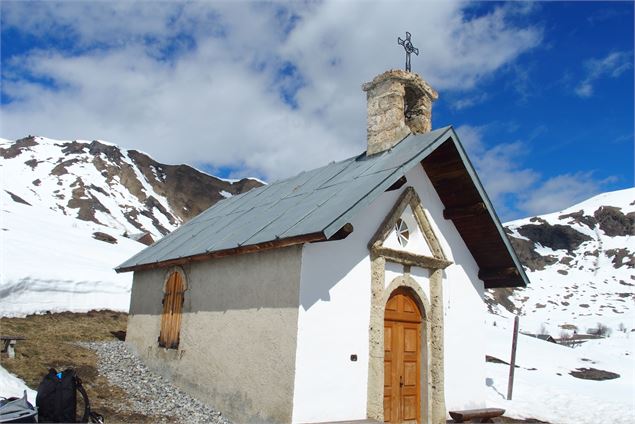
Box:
309;421;381;424
449;407;506;423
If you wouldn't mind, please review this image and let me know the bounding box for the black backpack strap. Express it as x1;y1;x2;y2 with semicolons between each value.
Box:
89;411;105;423
75;377;104;423
74;376;91;423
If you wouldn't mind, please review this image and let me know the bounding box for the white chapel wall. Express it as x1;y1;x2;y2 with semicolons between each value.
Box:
292;163;487;422
291;187;400;423
407;165;487;412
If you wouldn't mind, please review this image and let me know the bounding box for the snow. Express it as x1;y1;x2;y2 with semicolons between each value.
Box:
484;315;634;424
216;175;267;185
123;149;174;226
505;188;635;228
0;190;144;317
492;187;635;337
0;365;38;400
483;187;635;422
0;135;182;239
246;177;267;185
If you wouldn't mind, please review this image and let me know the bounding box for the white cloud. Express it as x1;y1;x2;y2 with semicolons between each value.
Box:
519;173;617;216
450;93;489;110
455;125;615;219
575;51;633;98
1;1;542;181
456;125;539;218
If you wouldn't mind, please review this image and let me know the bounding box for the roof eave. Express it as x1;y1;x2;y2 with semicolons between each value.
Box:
115;231;326;273
445;127;529;288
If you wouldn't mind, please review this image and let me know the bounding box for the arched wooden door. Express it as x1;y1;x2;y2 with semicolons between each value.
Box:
384;288;422;423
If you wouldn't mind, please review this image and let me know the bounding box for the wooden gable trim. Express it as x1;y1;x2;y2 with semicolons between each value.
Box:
117;231;326;273
478;267;520;281
368;186;450;269
443;202;487;220
421;132;529;288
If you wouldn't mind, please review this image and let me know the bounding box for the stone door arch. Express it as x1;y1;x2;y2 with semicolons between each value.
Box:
367;186;450;423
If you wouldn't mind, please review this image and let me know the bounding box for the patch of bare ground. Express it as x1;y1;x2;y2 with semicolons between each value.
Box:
486;355;537;371
0;310;170;423
569;367;620;381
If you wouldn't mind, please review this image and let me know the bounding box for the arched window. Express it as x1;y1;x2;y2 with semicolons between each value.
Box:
158;270;185;349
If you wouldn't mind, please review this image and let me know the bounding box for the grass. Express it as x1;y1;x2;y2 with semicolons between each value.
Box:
0;310;161;423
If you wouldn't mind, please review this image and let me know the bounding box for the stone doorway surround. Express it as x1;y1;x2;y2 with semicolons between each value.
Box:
366;187;452;424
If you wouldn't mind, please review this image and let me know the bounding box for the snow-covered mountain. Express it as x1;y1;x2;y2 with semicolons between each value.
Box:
488;188;634;337
1;136;262;239
0;135;263;316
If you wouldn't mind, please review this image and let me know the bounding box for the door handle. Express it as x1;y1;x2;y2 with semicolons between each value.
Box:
400;375;404;387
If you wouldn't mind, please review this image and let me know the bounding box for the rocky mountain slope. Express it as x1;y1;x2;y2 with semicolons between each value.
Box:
488;188;634;337
0;135;263;316
1;136;262;239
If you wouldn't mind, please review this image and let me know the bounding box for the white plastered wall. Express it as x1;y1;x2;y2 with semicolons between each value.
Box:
291;190;396;423
408;164;487;413
291;164;486;423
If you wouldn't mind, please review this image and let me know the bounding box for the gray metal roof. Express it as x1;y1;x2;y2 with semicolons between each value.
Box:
117;126;455;271
116;125;530;291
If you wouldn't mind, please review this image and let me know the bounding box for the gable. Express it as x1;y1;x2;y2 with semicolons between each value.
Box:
421;138;528;288
368;186;451;270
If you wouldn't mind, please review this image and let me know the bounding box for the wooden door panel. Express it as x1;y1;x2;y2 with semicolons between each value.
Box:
403;362;417;387
402;395;417;421
404;327;417;353
384;361;393;386
403;298;416;313
386;295;398;312
384;321;397;423
384;396;392;422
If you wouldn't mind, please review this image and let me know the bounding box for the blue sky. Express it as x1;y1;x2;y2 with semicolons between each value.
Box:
1;1;633;220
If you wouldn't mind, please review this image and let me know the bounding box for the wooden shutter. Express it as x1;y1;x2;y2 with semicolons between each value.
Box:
158;271;184;349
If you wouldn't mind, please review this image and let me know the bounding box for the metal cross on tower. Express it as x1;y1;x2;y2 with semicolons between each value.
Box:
397;32;419;72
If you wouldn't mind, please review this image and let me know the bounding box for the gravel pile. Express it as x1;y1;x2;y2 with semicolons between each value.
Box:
79;341;230;424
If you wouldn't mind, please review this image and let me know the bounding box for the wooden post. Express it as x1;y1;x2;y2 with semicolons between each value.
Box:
507;315;519;400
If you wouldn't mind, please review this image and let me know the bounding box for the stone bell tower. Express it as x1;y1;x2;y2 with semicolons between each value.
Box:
362;69;438;156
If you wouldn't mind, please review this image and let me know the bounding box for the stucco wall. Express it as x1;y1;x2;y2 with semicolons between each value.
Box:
127;246;303;423
292;164;486;422
292;188;400;423
408;165;487;412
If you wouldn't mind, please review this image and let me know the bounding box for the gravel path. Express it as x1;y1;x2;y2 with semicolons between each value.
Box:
79;341;230;424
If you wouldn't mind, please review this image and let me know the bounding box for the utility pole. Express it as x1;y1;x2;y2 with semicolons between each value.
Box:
507;315;519;400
